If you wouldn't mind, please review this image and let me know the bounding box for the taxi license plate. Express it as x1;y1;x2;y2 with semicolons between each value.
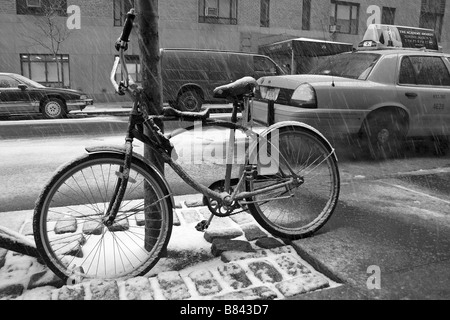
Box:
261;87;280;101
262;88;280;101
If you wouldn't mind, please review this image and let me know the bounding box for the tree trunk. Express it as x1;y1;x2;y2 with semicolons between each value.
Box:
136;0;164;172
136;0;166;253
55;54;61;87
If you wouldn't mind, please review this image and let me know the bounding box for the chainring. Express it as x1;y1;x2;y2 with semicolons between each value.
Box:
202;179;241;217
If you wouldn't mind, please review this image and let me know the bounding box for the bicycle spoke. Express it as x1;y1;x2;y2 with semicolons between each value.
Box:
247;126;339;239
91;166;107;204
58;179;103;213
79;170;104;214
35;154;172;281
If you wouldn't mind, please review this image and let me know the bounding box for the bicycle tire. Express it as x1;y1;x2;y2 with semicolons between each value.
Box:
246;125;340;240
33;152;173;282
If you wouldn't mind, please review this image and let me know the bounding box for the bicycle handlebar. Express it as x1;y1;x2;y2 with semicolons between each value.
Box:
114;9;136;52
111;9;136;95
120;9;136;43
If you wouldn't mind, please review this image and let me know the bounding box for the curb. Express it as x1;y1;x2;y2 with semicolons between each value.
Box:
72;105;233;116
0;117;128;140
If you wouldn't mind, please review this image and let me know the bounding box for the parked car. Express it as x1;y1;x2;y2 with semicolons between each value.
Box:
251;24;450;159
0;73;93;119
160;48;284;112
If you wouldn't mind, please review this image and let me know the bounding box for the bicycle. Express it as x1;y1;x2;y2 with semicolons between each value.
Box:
33;9;340;282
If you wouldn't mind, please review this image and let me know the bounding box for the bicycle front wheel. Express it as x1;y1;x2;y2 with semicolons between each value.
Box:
246;125;340;240
33;152;173;282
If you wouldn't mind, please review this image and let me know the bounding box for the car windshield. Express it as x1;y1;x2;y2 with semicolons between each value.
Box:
13;74;46;88
309;52;381;80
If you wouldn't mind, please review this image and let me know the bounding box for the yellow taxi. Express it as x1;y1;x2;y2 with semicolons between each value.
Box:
251;24;450;159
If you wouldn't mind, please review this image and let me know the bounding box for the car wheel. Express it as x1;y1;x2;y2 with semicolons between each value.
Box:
177;90;202;112
42;98;67;119
360;110;408;160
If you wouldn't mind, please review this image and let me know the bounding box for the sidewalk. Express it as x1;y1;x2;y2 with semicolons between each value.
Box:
0;194;343;300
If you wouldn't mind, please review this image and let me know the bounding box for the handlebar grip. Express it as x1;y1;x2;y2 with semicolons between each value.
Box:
120;9;136;43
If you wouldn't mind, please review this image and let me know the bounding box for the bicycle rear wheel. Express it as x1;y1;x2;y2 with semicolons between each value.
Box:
246;125;340;240
33;152;173;282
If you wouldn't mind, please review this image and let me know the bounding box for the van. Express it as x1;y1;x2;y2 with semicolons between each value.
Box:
160;48;285;111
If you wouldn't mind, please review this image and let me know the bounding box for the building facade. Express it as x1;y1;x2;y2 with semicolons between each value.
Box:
0;0;449;102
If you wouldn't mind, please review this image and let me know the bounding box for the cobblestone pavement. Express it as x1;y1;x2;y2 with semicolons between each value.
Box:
0;194;340;300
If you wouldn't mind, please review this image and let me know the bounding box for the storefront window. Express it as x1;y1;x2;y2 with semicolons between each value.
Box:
20;54;70;88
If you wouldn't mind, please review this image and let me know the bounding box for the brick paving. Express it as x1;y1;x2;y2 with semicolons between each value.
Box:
0;194;340;300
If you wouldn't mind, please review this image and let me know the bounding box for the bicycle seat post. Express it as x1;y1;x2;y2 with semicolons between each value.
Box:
241;95;253;129
231;97;240;124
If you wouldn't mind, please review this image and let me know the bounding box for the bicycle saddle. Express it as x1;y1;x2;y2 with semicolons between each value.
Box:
213;76;257;100
162;106;210;121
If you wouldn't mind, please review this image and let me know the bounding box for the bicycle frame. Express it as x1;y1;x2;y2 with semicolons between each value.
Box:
104;34;306;225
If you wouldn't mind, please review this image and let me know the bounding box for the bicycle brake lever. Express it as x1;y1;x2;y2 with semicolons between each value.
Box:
117;81;126;95
114;37;129;52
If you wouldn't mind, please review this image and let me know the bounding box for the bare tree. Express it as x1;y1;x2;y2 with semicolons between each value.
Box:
24;0;70;86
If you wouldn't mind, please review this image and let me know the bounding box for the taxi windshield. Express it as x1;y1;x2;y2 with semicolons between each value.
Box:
309;52;381;80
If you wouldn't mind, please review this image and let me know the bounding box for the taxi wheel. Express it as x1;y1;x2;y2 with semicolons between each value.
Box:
361;111;407;160
177;90;202;112
42;98;67;119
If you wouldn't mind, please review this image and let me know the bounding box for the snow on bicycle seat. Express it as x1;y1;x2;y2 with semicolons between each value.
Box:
162;106;210;121
213;76;257;100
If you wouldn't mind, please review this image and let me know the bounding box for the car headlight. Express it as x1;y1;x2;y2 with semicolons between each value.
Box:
290;83;317;108
79;94;88;100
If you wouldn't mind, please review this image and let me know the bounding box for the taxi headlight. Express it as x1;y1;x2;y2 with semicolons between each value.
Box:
79;94;88;100
290;83;317;108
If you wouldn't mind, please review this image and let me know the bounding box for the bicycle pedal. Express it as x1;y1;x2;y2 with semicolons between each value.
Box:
195;220;209;232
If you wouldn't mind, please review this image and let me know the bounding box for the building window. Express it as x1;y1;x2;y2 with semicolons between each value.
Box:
420;0;446;41
382;7;396;25
330;1;359;35
17;0;67;15
26;0;41;7
199;0;237;25
302;0;311;30
114;0;135;27
260;0;270;28
115;55;141;84
20;54;70;88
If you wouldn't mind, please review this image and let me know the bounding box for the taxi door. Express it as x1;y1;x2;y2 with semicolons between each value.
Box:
397;54;450;137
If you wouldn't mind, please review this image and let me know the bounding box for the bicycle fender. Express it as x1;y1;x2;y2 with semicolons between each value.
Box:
85;145;175;207
254;121;338;161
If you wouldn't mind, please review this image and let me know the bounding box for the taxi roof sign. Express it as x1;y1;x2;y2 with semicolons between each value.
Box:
358;24;439;51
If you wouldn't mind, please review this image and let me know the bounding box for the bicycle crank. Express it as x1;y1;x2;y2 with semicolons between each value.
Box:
202;179;240;217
